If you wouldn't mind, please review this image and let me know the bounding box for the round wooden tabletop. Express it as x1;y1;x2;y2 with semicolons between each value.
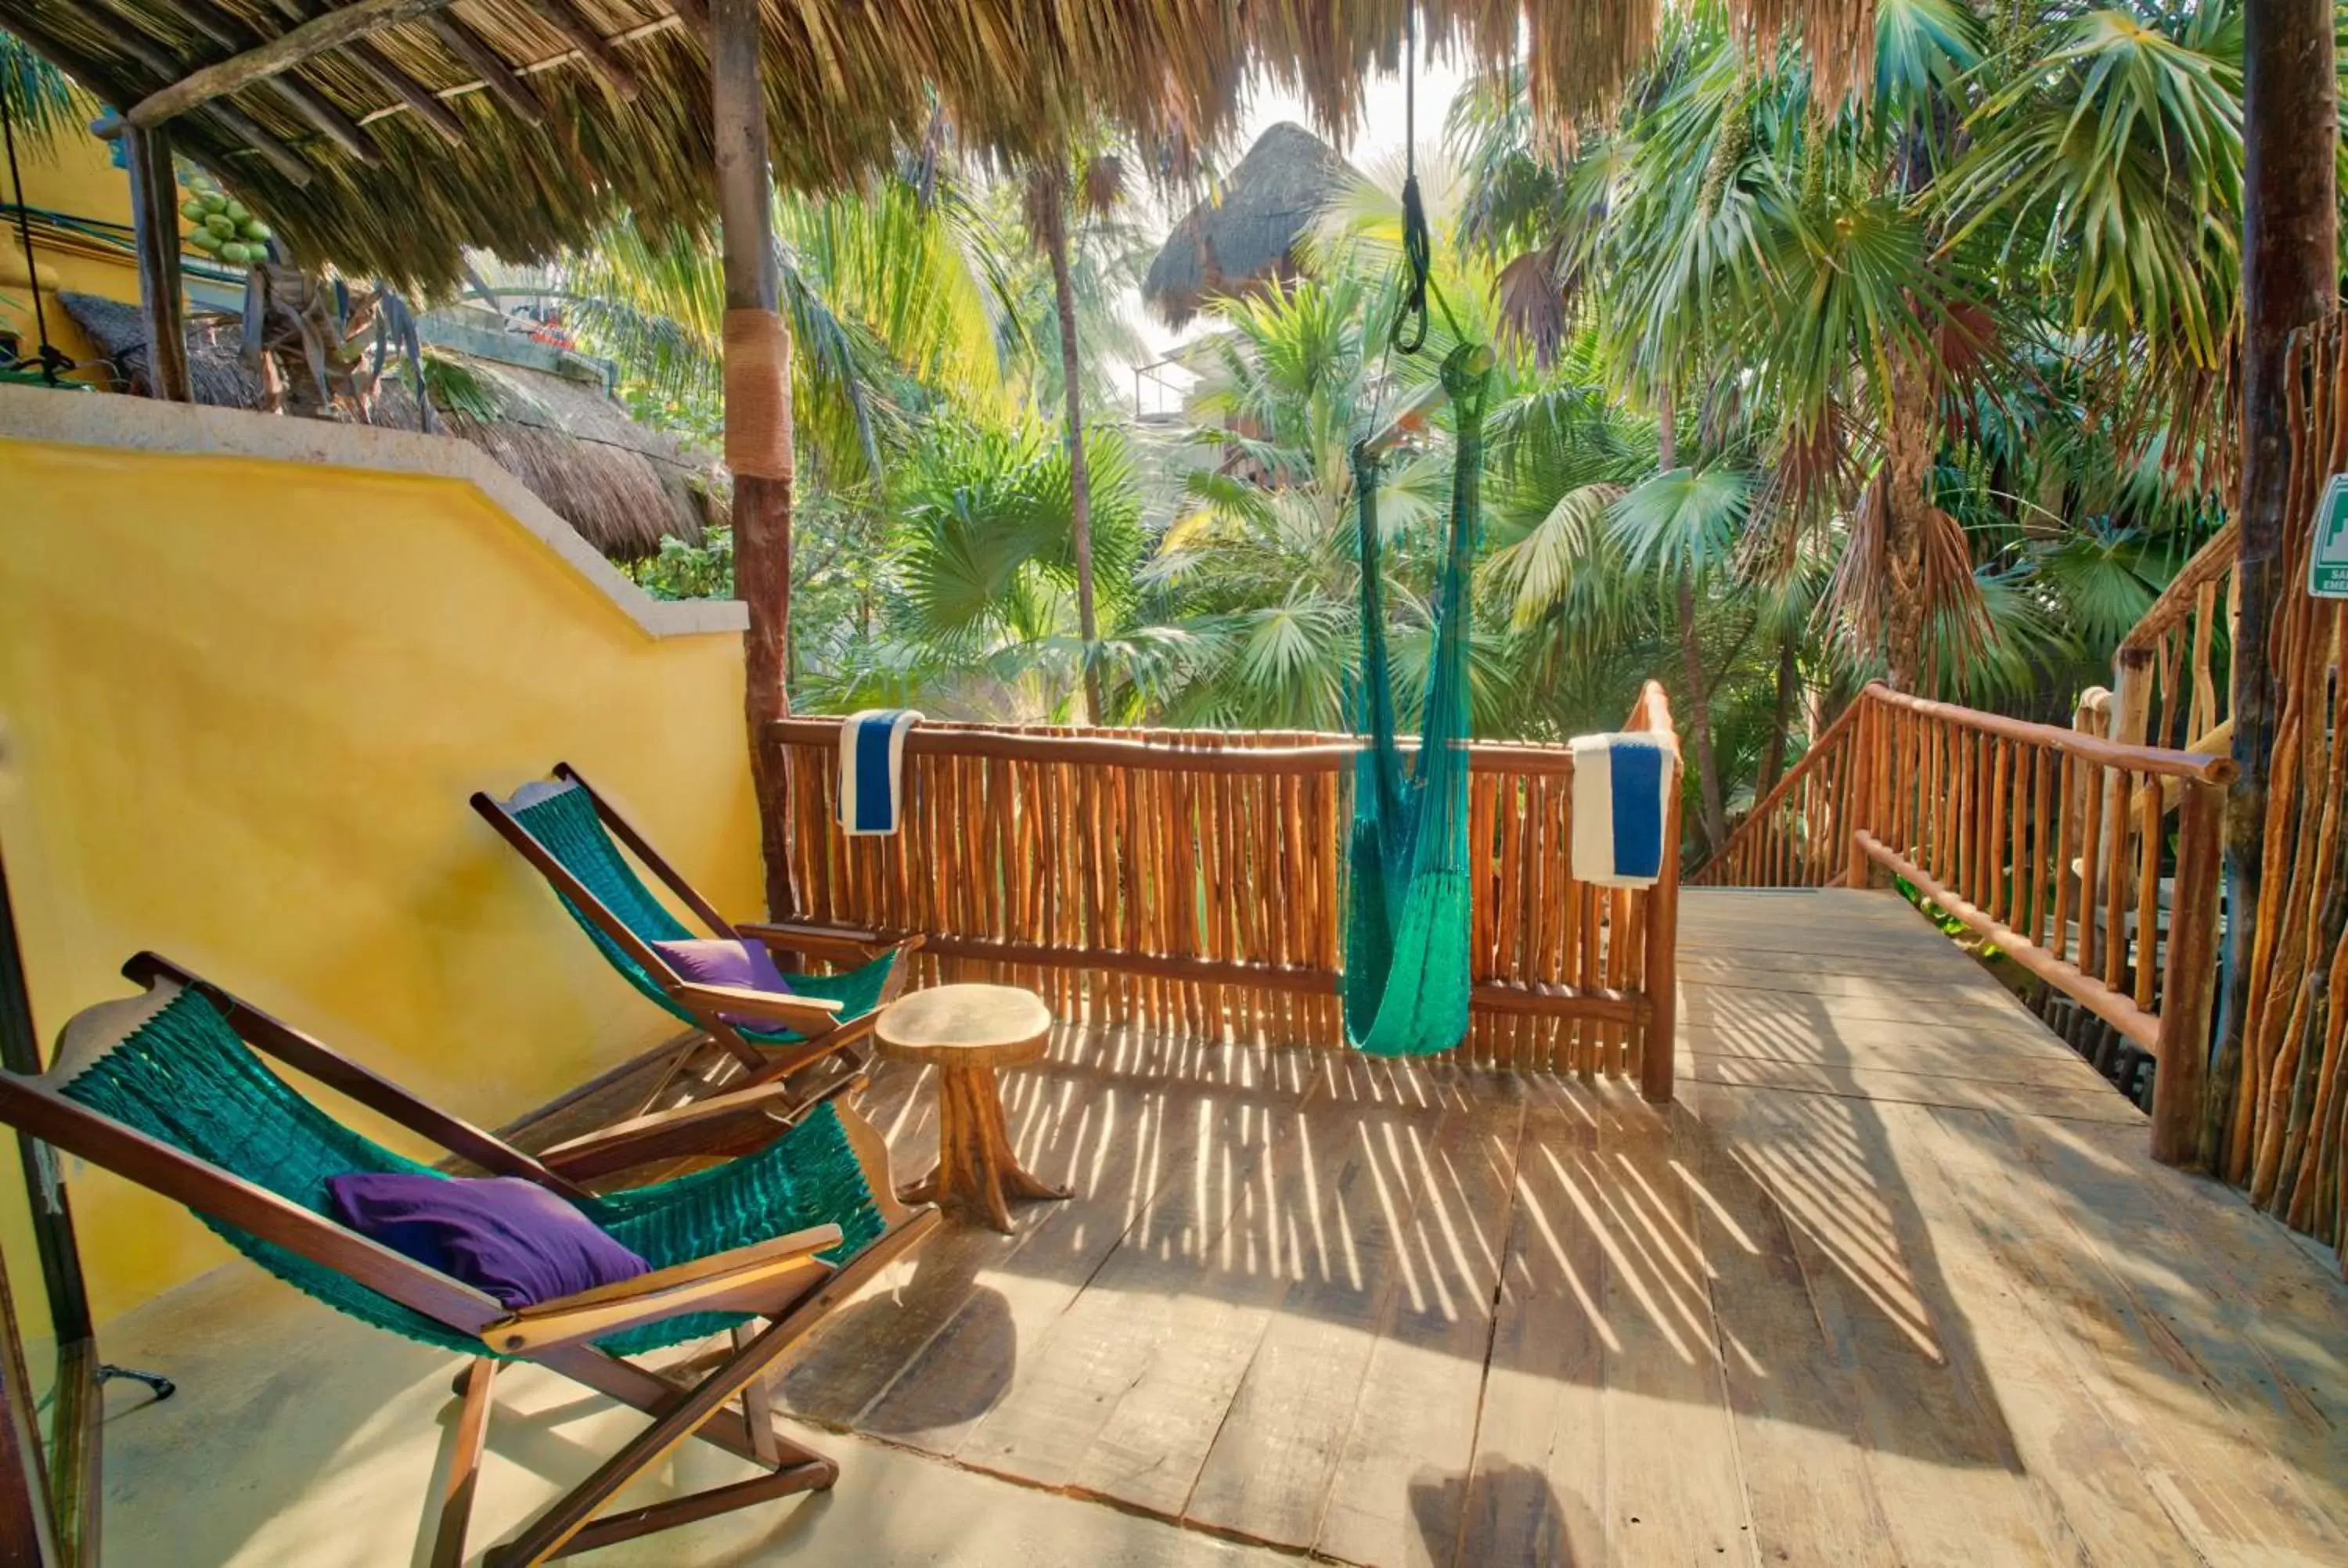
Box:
873;984;1053;1068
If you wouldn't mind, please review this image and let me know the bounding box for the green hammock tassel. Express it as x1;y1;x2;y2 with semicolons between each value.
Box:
1343;341;1491;1056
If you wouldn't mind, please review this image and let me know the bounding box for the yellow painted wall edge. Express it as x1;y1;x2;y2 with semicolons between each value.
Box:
0;383;757;1322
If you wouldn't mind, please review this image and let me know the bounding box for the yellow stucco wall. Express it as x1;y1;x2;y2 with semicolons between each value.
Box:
0;412;758;1322
0;124;142;386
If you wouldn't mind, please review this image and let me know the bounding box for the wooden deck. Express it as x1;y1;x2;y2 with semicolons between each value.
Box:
773;888;2348;1567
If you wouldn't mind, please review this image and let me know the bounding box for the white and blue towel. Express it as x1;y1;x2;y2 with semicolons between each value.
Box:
1568;732;1676;888
837;709;924;836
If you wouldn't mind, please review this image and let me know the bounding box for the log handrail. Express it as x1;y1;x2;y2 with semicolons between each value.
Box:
1690;694;1870;888
765;684;1684;1096
768;717;1582;775
1868;687;2238;784
2118;519;2237;657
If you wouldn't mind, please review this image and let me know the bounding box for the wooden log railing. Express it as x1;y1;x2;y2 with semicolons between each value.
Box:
765;685;1684;1098
1694;683;2234;1163
2109;518;2238;761
1688;696;1870;890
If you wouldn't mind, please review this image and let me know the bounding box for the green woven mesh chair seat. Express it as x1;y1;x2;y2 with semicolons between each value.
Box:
509;783;894;1042
58;991;884;1359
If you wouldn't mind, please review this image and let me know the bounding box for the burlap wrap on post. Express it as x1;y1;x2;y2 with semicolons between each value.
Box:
722;307;795;480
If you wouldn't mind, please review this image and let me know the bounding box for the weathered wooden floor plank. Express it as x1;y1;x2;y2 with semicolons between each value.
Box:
1588;1092;1756;1566
1453;1095;1612;1567
1180;1059;1460;1546
1313;1080;1526;1568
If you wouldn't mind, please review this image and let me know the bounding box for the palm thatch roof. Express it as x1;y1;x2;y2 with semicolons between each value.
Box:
0;2;1879;295
1143;121;1355;330
60;289;717;558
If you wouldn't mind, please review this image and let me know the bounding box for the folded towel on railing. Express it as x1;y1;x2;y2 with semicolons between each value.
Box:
836;710;923;836
1568;732;1674;888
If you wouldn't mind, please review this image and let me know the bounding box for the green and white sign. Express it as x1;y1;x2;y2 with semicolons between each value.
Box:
2315;473;2348;598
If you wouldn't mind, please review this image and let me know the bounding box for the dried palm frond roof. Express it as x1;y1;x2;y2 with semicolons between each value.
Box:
60;289;716;558
1143;121;1355;331
0;2;1878;295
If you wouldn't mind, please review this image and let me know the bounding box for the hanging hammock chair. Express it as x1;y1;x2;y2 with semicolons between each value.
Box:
1338;67;1494;1059
1341;339;1489;1057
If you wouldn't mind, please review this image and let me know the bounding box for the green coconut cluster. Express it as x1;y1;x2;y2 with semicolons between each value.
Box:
179;177;273;269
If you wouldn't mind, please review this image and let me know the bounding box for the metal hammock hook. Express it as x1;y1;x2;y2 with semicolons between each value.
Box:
1390;6;1431;356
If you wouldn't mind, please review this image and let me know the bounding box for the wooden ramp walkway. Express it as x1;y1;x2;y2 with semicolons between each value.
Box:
776;887;2348;1567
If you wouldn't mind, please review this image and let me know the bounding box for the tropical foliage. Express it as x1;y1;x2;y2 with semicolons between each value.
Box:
547;0;2263;859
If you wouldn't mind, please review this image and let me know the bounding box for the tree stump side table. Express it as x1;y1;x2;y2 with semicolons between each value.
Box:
873;984;1071;1233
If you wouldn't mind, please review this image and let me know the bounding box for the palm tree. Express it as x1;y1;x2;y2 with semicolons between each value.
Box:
1453;4;1993;699
1021;146;1136;724
550;169;1013;490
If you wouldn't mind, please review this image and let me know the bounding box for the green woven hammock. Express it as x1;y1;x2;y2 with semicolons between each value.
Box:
510;784;894;1038
1342;342;1491;1057
59;991;884;1358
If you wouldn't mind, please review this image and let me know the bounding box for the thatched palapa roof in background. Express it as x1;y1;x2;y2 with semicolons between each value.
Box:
60;290;717;559
0;2;1881;294
1143;122;1356;331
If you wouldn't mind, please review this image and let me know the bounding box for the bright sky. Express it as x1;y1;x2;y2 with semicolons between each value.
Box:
1118;58;1468;409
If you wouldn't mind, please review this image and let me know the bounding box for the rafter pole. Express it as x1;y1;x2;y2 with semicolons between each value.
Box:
259;0;470;144
424;14;547;124
4;12;316;186
713;0;797;919
344;37;470;144
120;0;384;163
124;0;454;130
519;0;643;100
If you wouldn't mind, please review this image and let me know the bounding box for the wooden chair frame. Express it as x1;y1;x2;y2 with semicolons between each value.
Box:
0;957;940;1566
470;764;920;1135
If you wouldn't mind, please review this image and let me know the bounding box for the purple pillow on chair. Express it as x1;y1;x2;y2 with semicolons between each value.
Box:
650;938;794;1027
326;1173;649;1310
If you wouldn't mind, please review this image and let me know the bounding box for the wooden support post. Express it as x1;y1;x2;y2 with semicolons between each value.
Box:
1640;756;1684;1105
2216;0;2339;1170
122;123;193;404
2096;648;2151;958
714;0;797;920
2152;781;2223;1168
0;1244;60;1568
1844;694;1875;889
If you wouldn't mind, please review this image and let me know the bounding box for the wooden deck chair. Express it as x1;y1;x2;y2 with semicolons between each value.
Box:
0;953;940;1568
472;764;918;1118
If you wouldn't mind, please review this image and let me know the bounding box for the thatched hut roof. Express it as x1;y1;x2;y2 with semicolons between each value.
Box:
60;290;715;559
0;2;1878;294
1143;122;1356;330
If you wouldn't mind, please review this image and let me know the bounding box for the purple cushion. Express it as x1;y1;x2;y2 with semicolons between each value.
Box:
651;937;794;1027
326;1173;649;1310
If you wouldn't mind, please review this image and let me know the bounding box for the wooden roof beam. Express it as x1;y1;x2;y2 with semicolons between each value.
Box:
260;0;470;146
124;0;456;131
14;10;318;186
342;37;470;144
361;10;699;132
518;0;643;101
121;0;384;164
423;13;547;125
